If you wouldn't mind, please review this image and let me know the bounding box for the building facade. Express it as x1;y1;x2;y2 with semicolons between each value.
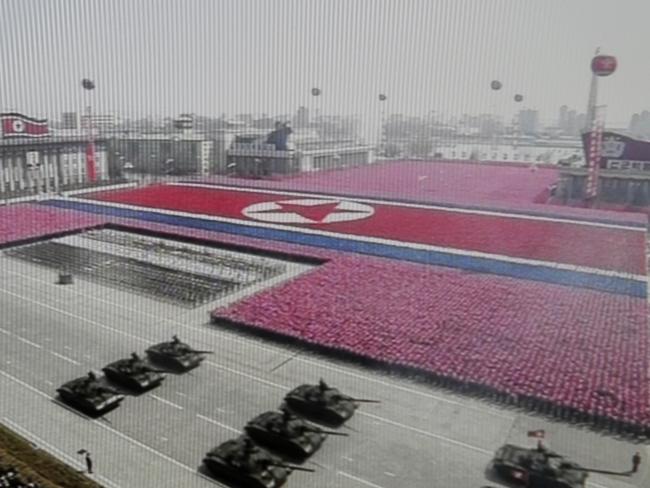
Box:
226;141;374;177
110;134;214;176
0;137;109;197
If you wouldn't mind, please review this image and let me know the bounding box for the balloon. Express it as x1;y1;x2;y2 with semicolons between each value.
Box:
490;80;502;90
81;79;95;90
311;87;321;96
514;94;523;102
378;94;387;101
591;55;617;76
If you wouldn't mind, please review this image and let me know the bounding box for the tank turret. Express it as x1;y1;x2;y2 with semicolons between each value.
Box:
245;410;348;458
57;372;125;415
491;444;589;488
102;353;166;391
203;436;313;488
284;379;379;425
146;336;212;371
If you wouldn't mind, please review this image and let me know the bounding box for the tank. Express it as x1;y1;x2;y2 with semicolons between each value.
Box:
284;380;379;425
102;353;166;391
202;436;313;488
56;371;125;415
245;410;348;458
491;444;589;488
145;335;212;371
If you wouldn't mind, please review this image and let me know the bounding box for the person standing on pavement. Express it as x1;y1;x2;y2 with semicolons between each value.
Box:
632;451;641;474
85;451;93;474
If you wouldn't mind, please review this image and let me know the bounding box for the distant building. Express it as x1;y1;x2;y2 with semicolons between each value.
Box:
629;110;650;138
0;120;109;197
226;136;374;177
110;133;213;176
234;114;254;125
517;109;539;135
80;113;117;132
61;112;80;130
293;106;310;128
558;105;568;133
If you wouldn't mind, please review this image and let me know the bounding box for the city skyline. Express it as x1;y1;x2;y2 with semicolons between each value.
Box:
1;0;649;131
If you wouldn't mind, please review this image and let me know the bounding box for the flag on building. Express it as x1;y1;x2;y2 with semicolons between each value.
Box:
1;113;49;138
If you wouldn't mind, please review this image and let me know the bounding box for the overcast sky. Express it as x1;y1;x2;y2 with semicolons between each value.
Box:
1;0;649;127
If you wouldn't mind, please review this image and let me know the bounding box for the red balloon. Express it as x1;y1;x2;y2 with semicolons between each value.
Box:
591;55;617;76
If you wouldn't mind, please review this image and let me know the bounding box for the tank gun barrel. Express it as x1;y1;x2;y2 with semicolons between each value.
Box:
144;368;168;374
269;463;315;473
302;425;349;436
185;350;214;355
573;467;632;476
315;429;349;436
349;398;381;403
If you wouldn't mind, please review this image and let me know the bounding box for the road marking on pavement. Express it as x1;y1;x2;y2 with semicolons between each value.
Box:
0;273;621;488
0;327;10;334
0;369;227;487
0;280;503;456
295;360;515;419
150;394;184;410
1;265;515;420
15;335;42;349
360;412;491;455
204;362;286;389
337;471;387;488
384;472;396;477
196;414;240;433
2;417;122;488
50;351;81;365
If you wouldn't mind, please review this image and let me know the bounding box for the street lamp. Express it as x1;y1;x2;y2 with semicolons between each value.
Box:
81;78;97;182
378;94;387;153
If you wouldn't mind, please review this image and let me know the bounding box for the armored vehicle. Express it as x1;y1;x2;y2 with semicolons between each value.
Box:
102;352;166;391
491;444;589;488
57;371;125;415
284;379;379;425
202;436;313;488
245;409;348;458
145;335;212;371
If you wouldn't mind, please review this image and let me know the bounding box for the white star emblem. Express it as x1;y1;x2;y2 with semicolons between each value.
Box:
242;198;375;224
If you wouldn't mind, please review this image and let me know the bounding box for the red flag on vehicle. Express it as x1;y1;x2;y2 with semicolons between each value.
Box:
527;429;545;438
86;142;97;182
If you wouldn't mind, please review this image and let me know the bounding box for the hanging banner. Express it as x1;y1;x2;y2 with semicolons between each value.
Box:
584;107;605;200
86;142;97;182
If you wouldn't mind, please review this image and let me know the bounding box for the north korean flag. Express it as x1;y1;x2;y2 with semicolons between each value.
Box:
1;113;49;138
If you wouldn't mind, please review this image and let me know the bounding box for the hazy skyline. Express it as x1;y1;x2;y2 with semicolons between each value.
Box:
1;0;649;128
